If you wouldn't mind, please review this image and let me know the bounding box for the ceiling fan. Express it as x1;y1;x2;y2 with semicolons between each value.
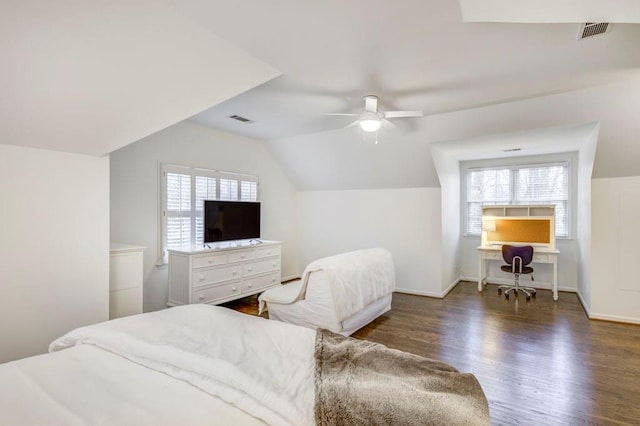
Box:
323;95;424;132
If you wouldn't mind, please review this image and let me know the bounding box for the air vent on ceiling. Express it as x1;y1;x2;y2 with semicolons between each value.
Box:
579;22;610;40
228;115;254;124
503;148;522;152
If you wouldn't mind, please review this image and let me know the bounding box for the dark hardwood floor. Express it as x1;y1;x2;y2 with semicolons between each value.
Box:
222;282;640;425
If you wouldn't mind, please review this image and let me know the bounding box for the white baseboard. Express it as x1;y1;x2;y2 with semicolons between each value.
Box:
442;278;461;297
472;276;577;293
588;312;640;325
576;290;591;317
395;278;463;299
394;288;445;298
576;290;640;324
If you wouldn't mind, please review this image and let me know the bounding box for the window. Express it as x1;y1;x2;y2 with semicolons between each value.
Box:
160;164;259;263
465;162;569;237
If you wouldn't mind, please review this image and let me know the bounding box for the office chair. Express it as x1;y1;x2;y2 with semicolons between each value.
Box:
498;245;537;301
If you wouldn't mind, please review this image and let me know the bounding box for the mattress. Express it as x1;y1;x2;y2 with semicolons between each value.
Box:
0;344;264;425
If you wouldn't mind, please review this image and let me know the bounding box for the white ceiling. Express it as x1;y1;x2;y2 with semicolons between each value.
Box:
182;0;640;142
0;0;280;156
459;0;640;23
3;0;640;190
173;0;640;189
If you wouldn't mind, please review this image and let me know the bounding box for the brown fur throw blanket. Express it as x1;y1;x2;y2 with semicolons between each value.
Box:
314;330;490;425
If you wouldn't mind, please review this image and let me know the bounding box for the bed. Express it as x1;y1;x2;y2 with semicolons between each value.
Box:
0;304;490;425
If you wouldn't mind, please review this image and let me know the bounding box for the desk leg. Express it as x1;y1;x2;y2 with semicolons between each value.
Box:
478;256;485;292
552;257;558;301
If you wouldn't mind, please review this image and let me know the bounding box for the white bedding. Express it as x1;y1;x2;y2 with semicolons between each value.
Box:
1;305;316;426
0;344;265;425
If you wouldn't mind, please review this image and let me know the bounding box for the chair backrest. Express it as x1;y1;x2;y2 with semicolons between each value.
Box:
501;245;534;269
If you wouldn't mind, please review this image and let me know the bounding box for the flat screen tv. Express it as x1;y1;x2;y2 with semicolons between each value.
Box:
203;200;261;243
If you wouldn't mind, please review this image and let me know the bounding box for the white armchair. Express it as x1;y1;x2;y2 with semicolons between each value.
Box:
258;248;395;336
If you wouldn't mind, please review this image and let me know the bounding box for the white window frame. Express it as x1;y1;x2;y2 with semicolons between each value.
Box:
463;161;571;238
158;163;259;265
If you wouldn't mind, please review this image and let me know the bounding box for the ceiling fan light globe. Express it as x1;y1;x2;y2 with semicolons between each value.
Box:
360;119;381;132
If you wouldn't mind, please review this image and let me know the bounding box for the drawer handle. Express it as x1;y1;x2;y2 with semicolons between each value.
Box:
272;263;276;267
232;270;237;275
248;268;252;272
208;259;213;264
241;255;245;259
199;276;205;282
247;283;252;288
266;251;271;255
232;287;238;292
271;277;276;282
198;295;204;301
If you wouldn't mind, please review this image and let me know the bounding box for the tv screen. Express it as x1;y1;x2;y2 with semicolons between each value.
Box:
203;201;261;243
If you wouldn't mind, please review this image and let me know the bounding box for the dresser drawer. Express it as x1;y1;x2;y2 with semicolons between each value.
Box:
192;253;228;269
192;265;240;287
228;249;256;263
242;272;280;293
256;245;281;258
243;258;280;277
191;281;241;304
533;253;549;263
485;251;502;260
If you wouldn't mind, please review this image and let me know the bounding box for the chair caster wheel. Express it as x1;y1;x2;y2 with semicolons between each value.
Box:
532;291;536;298
526;296;531;301
498;289;502;295
514;292;518;298
505;294;509;299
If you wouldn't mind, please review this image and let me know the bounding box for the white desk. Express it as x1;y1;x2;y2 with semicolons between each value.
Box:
477;246;560;301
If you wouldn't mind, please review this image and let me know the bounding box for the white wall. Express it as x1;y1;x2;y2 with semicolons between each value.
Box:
576;125;599;309
110;121;299;312
296;188;444;296
590;176;640;324
0;144;109;363
430;147;461;295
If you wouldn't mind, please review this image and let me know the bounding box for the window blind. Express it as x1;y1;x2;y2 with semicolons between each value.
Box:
465;162;569;237
160;165;259;263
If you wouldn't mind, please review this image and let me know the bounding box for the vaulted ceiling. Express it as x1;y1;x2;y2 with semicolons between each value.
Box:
3;1;640;188
0;0;280;156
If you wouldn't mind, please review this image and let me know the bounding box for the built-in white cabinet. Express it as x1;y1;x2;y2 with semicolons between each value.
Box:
168;240;282;306
109;243;145;319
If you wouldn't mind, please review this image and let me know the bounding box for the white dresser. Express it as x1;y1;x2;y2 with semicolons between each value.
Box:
167;240;282;306
110;243;145;319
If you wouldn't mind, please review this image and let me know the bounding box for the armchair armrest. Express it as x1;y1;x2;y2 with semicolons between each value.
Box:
258;280;303;314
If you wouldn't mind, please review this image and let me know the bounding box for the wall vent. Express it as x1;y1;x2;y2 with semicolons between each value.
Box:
503;148;522;152
579;22;610;39
228;115;254;124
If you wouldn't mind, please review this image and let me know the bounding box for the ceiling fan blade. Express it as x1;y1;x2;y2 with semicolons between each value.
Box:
321;113;358;116
381;119;397;129
364;95;378;113
344;119;361;129
384;110;424;118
